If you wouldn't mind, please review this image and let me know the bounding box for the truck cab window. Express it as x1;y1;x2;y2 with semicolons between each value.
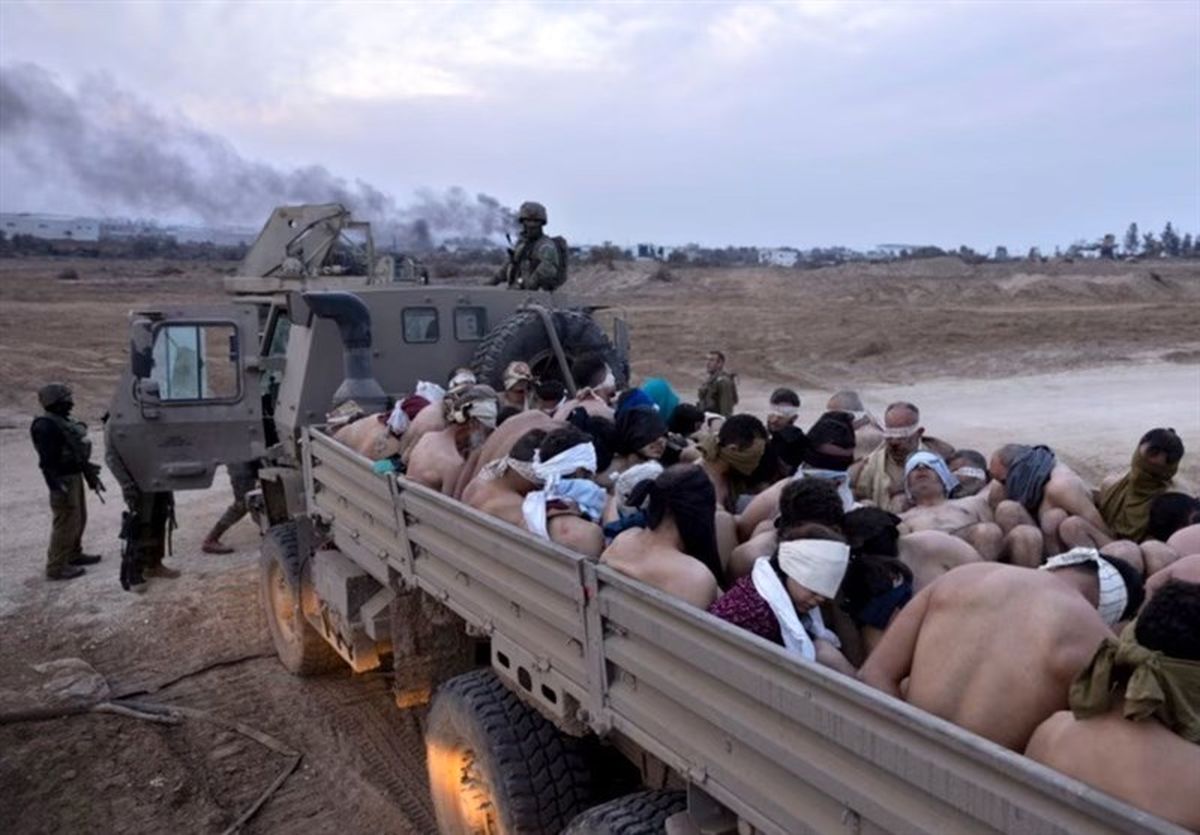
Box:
149;323;240;401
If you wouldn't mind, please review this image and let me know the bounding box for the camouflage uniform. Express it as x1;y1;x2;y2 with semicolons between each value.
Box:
104;418;173;578
698;372;738;417
30;383;102;578
492;201;567;291
203;460;260;548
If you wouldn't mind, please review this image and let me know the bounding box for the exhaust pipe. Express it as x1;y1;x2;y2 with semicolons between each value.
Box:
302;291;388;414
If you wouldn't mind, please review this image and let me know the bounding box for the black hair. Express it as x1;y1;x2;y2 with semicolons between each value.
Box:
571;353;610;389
510;428;548;462
1139;428;1185;465
842;507;902;558
840;552;913;627
536;379;565;402
1135;579;1200;661
1104;555;1146;622
1146;493;1200;542
778;478;844;531
564;409;616;472
538;425;593;462
629;465;724;588
708;350;725;363
717;414;767;448
948;449;988;472
669;403;705;436
769;387;800;408
496;404;522;427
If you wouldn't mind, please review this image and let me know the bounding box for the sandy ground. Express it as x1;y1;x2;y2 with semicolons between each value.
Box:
0;255;1198;833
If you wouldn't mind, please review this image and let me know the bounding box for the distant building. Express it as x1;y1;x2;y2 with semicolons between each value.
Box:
163;225;256;247
1;213;100;242
758;247;800;267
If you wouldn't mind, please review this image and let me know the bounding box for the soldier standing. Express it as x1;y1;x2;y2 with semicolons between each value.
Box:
201;460;260;553
30;383;103;580
697;350;739;417
491;201;567;291
104;415;177;591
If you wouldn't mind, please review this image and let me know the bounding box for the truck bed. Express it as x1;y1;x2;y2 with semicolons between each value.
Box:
302;426;1181;835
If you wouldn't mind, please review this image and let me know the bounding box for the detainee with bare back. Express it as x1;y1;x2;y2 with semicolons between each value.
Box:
602;465;724;609
859;551;1144;752
462;427;548;527
406;385;499;494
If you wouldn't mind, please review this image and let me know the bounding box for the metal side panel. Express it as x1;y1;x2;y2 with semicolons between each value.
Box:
593;566;1180;835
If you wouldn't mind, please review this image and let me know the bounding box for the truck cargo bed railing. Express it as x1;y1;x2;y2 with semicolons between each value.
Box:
302;427;1182;835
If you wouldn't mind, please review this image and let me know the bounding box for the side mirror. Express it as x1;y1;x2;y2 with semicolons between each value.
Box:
130;318;155;379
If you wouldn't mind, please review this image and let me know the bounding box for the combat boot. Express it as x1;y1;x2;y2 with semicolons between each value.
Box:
47;565;86;581
144;564;181;579
70;553;102;566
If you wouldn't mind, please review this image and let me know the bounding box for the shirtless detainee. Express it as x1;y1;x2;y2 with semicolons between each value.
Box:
826;390;882;461
849;401;954;513
899;451;1042;566
452;409;560;499
397;368;477;463
859;555;1143;752
463;427;548;526
1025;556;1200;830
406;385;498;494
602;465;723;609
730;477;846;579
552;353;618;421
518;426;607;557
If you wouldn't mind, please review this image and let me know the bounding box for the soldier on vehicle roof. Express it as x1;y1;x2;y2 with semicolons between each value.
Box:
491;201;568;291
30;382;103;580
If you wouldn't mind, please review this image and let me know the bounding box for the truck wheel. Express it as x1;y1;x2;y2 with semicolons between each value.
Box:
472;309;627;391
425;668;594;834
562;791;687;835
259;523;341;675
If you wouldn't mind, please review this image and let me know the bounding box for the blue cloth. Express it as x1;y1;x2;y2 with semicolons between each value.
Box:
641;378;680;425
854;581;914;630
904;450;959;499
603;510;648;542
551;478;607;522
615;388;654;416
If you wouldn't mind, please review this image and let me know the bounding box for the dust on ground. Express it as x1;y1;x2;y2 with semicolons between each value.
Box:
0;254;1197;834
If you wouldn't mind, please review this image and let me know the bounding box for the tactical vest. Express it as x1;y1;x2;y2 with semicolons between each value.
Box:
512;234;569;290
35;412;92;473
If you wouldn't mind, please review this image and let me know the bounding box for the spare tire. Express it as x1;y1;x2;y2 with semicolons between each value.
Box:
472;308;627;392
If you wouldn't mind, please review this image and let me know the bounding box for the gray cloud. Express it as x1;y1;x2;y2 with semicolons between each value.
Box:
0;63;514;249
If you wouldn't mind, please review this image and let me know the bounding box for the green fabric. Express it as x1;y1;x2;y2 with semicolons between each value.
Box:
1069;620;1200;743
698;372;738;417
1098;450;1177;541
698;433;765;477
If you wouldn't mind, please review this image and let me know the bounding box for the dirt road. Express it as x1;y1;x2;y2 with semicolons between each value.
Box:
0;254;1197;833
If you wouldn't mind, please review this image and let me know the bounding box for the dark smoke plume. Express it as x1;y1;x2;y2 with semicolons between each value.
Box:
0;63;514;250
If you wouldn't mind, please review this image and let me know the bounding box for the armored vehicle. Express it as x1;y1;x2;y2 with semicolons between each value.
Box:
107;207;1180;834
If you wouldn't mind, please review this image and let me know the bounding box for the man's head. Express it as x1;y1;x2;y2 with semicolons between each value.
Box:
537;425;596;479
882;402;923;464
1137;428;1184;469
37;382;73;416
1144;553;1200;601
767;387;801;433
445;384;499;450
989;443;1031;483
1147;493;1200;543
669;403;705;437
633;464;723;586
777;477;845;531
705;350;725;377
615;405;668;460
535;379;565;413
502;361;533;405
715;414;768;476
1043;548;1145;625
510;428;549;463
803;411;856;472
904;451;958;503
1135;578;1200;661
842;507;902;558
571;353;615;400
518;200;547;238
772;523;851;612
948;449;989;497
447;367;476;391
826;390;865;416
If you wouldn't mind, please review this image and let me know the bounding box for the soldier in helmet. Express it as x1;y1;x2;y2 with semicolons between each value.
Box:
30;383;103;580
492;201;568;291
104;414;178;591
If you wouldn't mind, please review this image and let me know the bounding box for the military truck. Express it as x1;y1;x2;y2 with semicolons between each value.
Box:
106;207;1182;834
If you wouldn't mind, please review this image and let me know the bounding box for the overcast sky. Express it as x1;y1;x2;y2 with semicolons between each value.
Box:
1;1;1197;251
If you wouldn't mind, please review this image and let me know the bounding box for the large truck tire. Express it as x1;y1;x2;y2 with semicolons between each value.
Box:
258;523;341;675
562;790;687;835
425;668;595;834
472;309;627;391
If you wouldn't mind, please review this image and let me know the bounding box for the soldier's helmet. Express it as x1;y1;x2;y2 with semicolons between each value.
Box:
517;201;548;224
38;382;73;409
